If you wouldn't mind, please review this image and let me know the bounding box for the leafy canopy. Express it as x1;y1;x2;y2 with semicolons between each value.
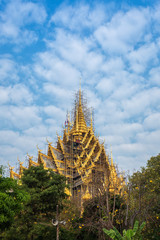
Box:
0;166;29;232
21;165;67;217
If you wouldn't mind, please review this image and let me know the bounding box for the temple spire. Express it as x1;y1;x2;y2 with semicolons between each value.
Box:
71;86;87;135
77;85;87;133
76;104;78;132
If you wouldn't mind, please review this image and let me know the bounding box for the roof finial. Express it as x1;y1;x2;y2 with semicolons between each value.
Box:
8;162;13;170
27;153;33;161
18;157;23;166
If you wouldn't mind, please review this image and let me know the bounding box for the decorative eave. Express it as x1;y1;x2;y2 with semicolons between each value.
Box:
29;158;39;168
9;166;20;180
19;162;27;176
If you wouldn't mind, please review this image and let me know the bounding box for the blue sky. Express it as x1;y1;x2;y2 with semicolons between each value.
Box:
0;0;160;174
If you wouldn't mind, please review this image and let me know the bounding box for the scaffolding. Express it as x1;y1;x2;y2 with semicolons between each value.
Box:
9;89;124;209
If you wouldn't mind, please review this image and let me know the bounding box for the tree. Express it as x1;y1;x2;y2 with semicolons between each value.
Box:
0;166;29;233
77;192;126;240
3;165;68;240
128;154;160;239
21;165;67;217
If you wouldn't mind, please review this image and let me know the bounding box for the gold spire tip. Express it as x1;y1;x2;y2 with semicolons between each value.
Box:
79;77;82;92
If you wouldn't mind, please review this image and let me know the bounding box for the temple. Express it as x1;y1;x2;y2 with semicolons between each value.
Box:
10;88;125;207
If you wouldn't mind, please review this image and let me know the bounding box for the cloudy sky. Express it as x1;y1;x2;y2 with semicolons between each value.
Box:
0;0;160;174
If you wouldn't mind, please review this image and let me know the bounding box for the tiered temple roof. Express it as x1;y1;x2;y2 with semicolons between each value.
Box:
10;88;125;207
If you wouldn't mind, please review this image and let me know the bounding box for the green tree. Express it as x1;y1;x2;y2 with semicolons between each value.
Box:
21;165;67;217
0;166;29;233
128;154;160;239
3;165;68;240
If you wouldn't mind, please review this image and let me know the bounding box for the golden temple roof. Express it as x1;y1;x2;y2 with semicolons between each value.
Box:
9;87;125;207
71;88;87;135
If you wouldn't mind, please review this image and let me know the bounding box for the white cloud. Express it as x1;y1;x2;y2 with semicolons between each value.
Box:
143;113;160;130
115;155;149;173
0;57;18;82
152;4;160;26
149;66;160;86
104;123;142;137
96;70;142;99
43;105;65;120
34;52;80;87
50;3;107;31
94;8;149;54
0;84;33;105
101;57;125;74
127;42;158;73
111;80;140;100
0;0;46;44
44;29;104;80
0;106;41;129
96;77;114;95
0;130;48;168
122;87;160;118
43;83;71;98
1;1;160;174
137;130;160;147
114;143;146;156
43;83;74;109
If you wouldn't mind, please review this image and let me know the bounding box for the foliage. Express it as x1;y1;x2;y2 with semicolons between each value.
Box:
59;199;80;230
0;166;29;233
128;154;160;239
103;220;146;240
21;165;67;217
78;154;160;239
78;193;126;240
2;165;68;239
1;154;160;239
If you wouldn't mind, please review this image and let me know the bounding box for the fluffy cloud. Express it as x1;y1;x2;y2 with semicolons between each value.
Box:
122;87;160;118
143;113;160;130
0;84;33;105
34;52;80;87
0;0;46;44
0;129;48;167
149;66;160;86
0;106;41;129
127;42;159;73
1;1;160;174
94;8;149;54
43;105;65;121
50;3;107;31
0;56;18;83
